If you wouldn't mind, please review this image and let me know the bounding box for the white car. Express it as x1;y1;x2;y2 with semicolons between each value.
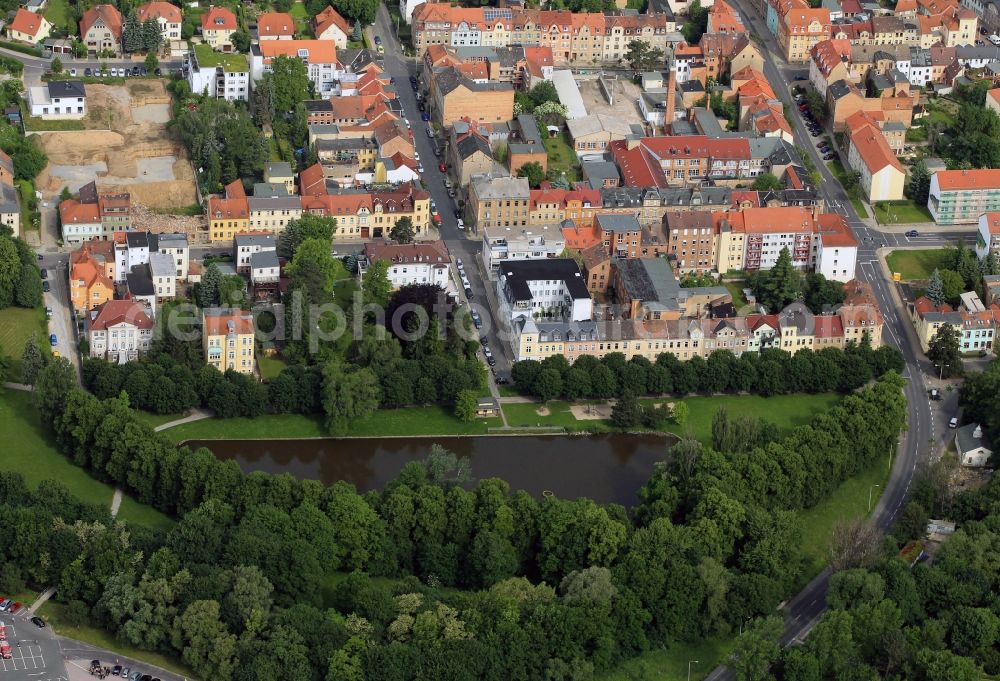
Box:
457;218;465;229
414;151;420;161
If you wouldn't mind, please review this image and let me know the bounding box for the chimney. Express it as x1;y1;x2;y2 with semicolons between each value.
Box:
974;424;983;439
665;69;677;134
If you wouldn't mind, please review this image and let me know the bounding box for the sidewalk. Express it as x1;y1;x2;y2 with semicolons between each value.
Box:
153;408;213;432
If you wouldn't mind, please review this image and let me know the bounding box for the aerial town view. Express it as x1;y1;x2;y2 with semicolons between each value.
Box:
0;0;998;676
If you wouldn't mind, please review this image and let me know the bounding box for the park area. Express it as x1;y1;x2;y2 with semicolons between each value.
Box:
886;248;953;281
873;199;933;225
32;81;198;210
0;306;47;381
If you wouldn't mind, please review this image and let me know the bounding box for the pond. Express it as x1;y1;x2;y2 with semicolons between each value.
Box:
186;433;678;505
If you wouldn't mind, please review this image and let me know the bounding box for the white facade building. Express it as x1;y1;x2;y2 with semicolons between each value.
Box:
496;259;593;323
482;224;566;271
360;240;451;290
250;40;342;95
87;300;155;363
234;233;276;272
28;80;86;119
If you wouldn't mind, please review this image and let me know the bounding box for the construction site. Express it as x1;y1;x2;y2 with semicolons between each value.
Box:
32;81;204;233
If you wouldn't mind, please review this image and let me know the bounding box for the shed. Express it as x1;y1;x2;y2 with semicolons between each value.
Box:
476;396;500;417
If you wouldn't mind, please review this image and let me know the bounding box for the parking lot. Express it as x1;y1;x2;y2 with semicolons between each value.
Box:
0;615;68;681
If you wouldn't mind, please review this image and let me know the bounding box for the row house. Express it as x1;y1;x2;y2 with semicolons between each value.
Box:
411;4;671;65
844;110;906;202
208;180;249;243
810;39;854;97
910;294;999;352
69;240;115;313
249;194;302;234
976;211;1000;259
826;78;914;131
778;2;832;62
610;136;764;187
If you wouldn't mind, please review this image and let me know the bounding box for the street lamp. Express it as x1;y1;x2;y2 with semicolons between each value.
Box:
688;660;699;681
868;484;880;513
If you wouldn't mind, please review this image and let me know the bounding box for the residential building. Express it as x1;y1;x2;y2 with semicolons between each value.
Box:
496;259;593;322
482;223;565;271
249;250;280;292
116;231;151;282
664;211;718;275
154;233;189;278
136;1;181;42
360;240;451;289
987;87;1000;116
910;294;999;351
844;111;906;201
810;39;854;97
149;251;176;300
816;213;859;281
313;6;350;47
202;6;238;51
928;169;1000;224
87;300;155;363
977;212;1000;258
98;192;131;236
80;4;122;53
60;197;102;245
125;265;156;312
0;182;18;238
431;67;514;128
234;233;276;273
469;175;531;231
955;423;992;466
612;257;731;320
209;180;250;242
299;171;431;239
203;309;255;374
187;44;250;102
69;240;115;312
7;8;50;44
27;80;86;119
249;194;302;233
507;114;548;174
450;130;496;186
778;3;832;62
251;40;341;95
264;162;296;194
256;12;295;40
567;114;634;155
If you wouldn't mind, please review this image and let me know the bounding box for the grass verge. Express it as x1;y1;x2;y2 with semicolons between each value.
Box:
873;200;933;225
542;132;581;183
826;160;868;218
163;406;503;442
885;248;954;281
38;602;196;677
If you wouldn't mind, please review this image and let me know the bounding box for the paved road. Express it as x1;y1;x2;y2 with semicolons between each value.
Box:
38;251;80;378
0;45;183;86
0;610;69;681
58;638;185;681
371;6;513;381
703;3;940;677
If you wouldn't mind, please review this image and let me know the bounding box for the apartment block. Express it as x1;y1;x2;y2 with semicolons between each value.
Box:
928;169;1000;224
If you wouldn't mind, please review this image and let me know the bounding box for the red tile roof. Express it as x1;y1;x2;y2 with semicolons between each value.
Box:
10;8;47;37
935;169;1000;191
202;5;237;31
204;311;254;336
90;300;154;331
60;198;101;225
314;5;350;37
257;12;296;38
80;4;123;39
137;2;181;24
258;39;336;64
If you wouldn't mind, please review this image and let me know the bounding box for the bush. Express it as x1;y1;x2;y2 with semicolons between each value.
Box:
0;41;42;58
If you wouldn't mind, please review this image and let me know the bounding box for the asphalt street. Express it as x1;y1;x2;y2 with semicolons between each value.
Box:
0;610;68;681
703;3;942;677
0;45;184;86
57;638;184;681
38;251;80;377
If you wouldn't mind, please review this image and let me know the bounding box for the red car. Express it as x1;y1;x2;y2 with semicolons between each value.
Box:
438;163;447;173
431;213;442;225
10;602;22;614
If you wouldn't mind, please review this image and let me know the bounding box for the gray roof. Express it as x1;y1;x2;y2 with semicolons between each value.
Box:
253;182;291;197
596;214;642;233
47;80;85;99
250;250;280;270
304;99;332;112
126;266;155;296
956;423;991;455
248;196;302;212
315;137;377;152
0;182;18;215
456;133;492;161
149;252;174;278
567;113;632;140
552;69;588;120
828;79;855;100
692;107;725;137
515;114;542;144
581;160;620;183
472;175;530;200
956;45;1000;61
155;233;188;249
500;259;590;302
615;257;681;311
266;162;293;177
126;231;149;249
235;233;276;248
436;67;513;96
517;318;600;342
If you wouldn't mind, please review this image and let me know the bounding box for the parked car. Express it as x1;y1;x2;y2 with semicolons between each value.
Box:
9;602;21;614
434;147;442;157
112;666;123;676
822;153;835;160
45;306;52;318
439;162;447;173
930;388;941;400
40;268;47;279
426;127;433;138
421;111;430;121
949;416;959;428
85;68;93;77
121;667;130;678
454;208;462;219
456;257;463;268
0;599;10;612
30;616;45;628
49;334;57;346
457;218;465;229
465;286;474;299
374;35;382;44
42;281;50;292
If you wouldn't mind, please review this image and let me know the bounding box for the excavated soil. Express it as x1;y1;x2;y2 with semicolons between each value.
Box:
33;81;197;210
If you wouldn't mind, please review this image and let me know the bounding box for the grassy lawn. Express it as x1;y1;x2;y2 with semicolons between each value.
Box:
0;390;174;529
43;0;70;31
151;203;203;216
0;307;48;381
543;132;581;183
885;248;954;281
17;179;36;232
163;406;504;443
21;109;85;132
598;634;736;681
723;281;749;307
257;353;287;381
288;1;308;19
827;160;868;218
193;43;248;71
873;200;933;225
38;602;195;678
504;393;840;443
134;410;186;429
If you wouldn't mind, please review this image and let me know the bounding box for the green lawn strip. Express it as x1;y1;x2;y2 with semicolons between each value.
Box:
0;306;48;380
116;496;175;531
826;160;868;218
288;1;308;19
723;281;749;307
193;43;248;70
504;394;841;442
873;200;933;225
134;410;185;429
17;179;36;232
163;406;503;443
37;602;196;678
885;248;954;280
257;353;287;380
542;132;581;182
0;390;174;529
597;634;735;681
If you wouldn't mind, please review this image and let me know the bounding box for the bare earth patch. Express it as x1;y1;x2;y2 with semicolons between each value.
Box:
535;406;551;417
32;81;196;210
570;402;613;420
